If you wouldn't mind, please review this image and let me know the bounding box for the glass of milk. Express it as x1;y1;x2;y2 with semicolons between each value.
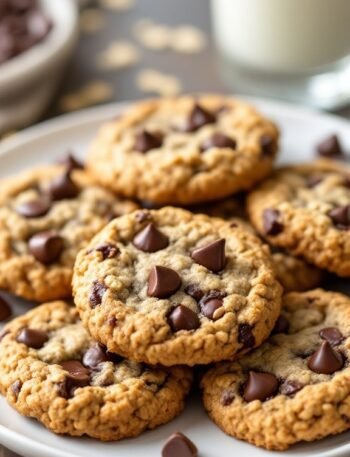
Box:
211;0;350;109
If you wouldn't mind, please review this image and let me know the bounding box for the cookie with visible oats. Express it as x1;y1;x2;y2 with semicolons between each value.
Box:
0;163;138;302
0;301;192;440
201;289;350;451
194;197;324;292
87;94;279;205
247;160;350;277
72;207;282;366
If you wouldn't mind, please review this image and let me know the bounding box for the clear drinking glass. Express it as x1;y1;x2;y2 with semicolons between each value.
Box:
211;0;350;109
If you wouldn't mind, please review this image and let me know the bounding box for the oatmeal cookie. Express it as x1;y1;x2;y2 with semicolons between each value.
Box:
87;94;279;204
73;207;282;366
0;301;192;440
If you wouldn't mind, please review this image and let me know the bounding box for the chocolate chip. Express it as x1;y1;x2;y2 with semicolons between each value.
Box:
95;244;120;260
48;171;80;201
319;327;344;346
108;316;117;326
308;341;343;374
191;239;226;273
134;130;162;153
133;223;169;252
243;371;279;402
60;360;90;397
221;389;235;406
162;432;198;457
328;205;350;230
263;208;283;235
199;292;225;320
168;305;200;332
0;296;12;321
183;103;216;132
147;265;181;299
15;196;51;218
89;280;107;308
83;343;109;370
184;284;204;301
16;328;48;349
316;134;344;158
57;153;84;171
272;315;289;334
238;323;255;348
306;175;324;188
200;133;236;152
135;210;153;222
280;380;304;396
28;231;64;264
11;380;22;397
260;134;275;156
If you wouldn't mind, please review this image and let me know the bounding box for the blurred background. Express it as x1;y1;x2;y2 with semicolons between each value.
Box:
1;0;350;136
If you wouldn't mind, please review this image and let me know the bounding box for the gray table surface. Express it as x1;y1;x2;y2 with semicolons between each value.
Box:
1;0;350;455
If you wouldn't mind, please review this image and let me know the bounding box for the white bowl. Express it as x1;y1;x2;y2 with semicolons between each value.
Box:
0;0;79;132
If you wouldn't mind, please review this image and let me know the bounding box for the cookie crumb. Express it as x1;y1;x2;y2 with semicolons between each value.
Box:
136;69;182;96
97;41;140;70
99;0;134;10
80;8;105;34
60;81;113;112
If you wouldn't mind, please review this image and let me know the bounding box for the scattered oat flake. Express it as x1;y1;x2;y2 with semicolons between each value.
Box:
99;0;134;10
171;25;206;53
133;19;172;50
80;8;105;34
97;41;140;70
136;69;182;96
60;81;113;112
133;19;206;54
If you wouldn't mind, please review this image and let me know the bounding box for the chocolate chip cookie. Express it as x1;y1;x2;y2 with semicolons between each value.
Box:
87;95;279;205
194;198;324;292
73;207;282;366
0;164;138;302
0;301;192;440
201;289;350;450
247;160;350;277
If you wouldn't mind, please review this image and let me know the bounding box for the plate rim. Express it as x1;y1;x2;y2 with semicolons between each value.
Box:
0;97;350;457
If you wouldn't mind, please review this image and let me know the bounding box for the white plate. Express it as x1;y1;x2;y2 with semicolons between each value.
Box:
0;98;350;457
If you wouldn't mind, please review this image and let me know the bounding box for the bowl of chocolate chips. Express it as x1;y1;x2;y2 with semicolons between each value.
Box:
0;0;79;129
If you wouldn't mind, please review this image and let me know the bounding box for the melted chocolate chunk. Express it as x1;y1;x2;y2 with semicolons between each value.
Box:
57;153;84;171
238;323;255;348
260;134;275;156
59;360;91;398
133;223;169;252
184;284;204;301
191;239;226;273
95;244;120;260
319;327;344;346
16;328;48;349
280;380;304;396
89;280;107;308
83;343;109;370
306;175;323;188
263;209;283;236
11;380;22;397
221;389;235;406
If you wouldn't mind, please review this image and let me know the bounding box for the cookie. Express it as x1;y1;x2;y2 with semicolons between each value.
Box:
0;301;192;440
72;207;282;366
201;289;350;450
0;164;138;302
194;198;324;292
247;160;350;277
87;94;279;205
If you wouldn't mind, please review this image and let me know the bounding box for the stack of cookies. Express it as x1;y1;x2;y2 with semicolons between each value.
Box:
0;95;349;452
